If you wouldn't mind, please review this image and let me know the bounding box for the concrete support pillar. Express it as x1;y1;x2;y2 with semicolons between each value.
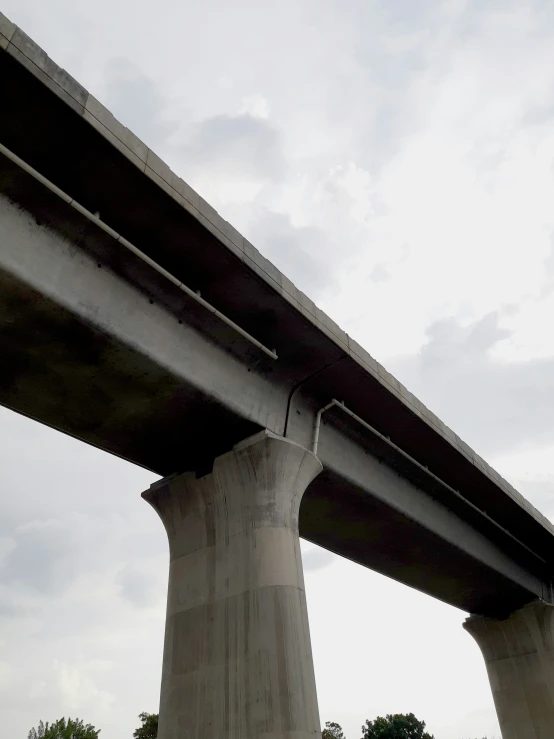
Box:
143;430;323;739
464;600;554;739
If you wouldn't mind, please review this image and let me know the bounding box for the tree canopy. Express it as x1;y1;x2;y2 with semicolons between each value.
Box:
133;712;158;739
322;721;346;739
28;718;99;739
361;713;434;739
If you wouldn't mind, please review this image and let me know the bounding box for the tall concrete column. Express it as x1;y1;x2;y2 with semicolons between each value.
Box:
143;429;323;739
464;600;554;739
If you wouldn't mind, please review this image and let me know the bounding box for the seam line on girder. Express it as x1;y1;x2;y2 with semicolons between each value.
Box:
282;356;348;438
0;141;278;361
313;399;548;567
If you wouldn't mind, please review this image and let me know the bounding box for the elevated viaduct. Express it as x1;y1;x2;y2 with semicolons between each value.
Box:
1;13;553;738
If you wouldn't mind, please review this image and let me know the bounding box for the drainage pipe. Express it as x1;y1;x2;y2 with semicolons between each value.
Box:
312;398;546;565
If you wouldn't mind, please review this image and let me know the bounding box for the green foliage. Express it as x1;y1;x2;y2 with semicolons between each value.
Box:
133;712;158;739
322;721;346;739
27;718;99;739
361;713;434;739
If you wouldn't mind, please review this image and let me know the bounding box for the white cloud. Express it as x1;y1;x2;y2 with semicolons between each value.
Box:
54;660;115;716
494;444;554;482
0;661;12;691
238;94;270;119
307;550;500;739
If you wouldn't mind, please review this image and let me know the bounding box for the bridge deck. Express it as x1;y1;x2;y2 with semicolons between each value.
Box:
1;11;553;616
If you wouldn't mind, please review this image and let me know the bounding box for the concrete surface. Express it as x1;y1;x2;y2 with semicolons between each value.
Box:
465;600;554;738
143;431;322;739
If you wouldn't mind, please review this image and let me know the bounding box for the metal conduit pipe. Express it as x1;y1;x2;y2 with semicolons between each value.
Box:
0;141;278;361
312;398;547;565
312;399;342;456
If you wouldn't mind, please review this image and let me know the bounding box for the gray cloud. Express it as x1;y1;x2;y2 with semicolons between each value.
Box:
386;0;437;26
302;547;335;572
369;264;391;283
116;561;165;608
103;58;180;151
389;312;554;459
517;479;554;520
182;113;286;182
0;590;27;618
248;211;336;298
2;519;77;594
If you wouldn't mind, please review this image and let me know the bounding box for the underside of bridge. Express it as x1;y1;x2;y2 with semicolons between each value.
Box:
1;14;553;622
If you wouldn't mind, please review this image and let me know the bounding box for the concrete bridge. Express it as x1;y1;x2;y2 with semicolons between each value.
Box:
1;12;554;738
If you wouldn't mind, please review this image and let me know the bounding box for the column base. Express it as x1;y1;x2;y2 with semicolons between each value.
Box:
143;430;323;739
464;599;554;739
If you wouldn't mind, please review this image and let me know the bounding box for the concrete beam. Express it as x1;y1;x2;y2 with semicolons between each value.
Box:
1;12;554;616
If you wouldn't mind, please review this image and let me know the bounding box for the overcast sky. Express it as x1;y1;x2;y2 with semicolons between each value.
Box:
3;0;554;737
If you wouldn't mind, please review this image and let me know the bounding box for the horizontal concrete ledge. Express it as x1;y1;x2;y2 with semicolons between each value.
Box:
232;429;320;463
